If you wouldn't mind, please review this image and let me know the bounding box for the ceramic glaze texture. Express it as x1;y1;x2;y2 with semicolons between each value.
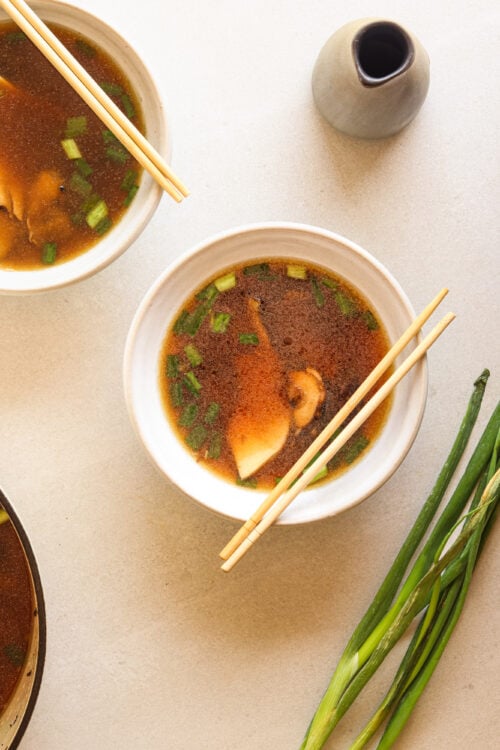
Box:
312;18;430;139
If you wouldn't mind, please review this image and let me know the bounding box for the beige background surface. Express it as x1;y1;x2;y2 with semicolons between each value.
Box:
1;0;499;748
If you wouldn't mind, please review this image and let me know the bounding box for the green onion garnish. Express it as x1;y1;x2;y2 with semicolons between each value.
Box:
179;403;198;427
120;93;135;119
363;310;379;331
173;310;189;334
196;283;219;302
95;217;112;235
243;263;273;279
61;138;82;159
334;290;358;317
286;264;307;279
185;424;207;451
321;277;338;290
86;199;108;229
207;432;222;459
41;242;57;264
184;343;203;367
106;145;129;164
76;158;93;177
211;312;231;333
236;476;258;488
343;434;370;464
75;39;96;57
100;82;123;97
65;116;87;138
123;184;139;207
239;333;259;345
311;278;325;308
214;272;236;292
183;371;202;395
69;171;92;197
169;382;184;407
121;170;138;192
166;354;179;378
204;402;220;425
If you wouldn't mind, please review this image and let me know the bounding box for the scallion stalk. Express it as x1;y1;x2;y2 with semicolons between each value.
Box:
299;370;500;750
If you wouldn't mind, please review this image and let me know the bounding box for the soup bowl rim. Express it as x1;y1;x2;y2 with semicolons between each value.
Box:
123;221;428;525
0;0;167;294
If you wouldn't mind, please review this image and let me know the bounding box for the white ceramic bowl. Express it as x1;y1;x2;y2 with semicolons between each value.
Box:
0;0;167;294
124;223;428;524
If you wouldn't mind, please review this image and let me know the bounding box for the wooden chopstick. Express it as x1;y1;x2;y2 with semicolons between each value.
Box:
0;0;189;202
220;288;449;562
220;299;455;572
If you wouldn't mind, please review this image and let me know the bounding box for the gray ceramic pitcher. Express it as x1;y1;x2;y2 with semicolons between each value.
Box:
312;18;430;139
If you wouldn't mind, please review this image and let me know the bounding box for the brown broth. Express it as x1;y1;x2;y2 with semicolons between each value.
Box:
0;513;33;714
0;22;143;269
159;260;392;490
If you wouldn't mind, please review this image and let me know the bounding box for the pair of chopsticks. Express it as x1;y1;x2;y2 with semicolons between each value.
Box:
0;0;188;202
220;288;454;572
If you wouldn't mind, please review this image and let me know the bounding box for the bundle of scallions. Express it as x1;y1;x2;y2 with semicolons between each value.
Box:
300;369;500;750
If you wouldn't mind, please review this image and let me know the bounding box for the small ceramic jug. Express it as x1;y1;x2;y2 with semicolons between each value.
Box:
312;18;430;139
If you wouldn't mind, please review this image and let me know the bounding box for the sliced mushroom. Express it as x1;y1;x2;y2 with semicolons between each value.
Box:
287;367;326;429
227;298;291;479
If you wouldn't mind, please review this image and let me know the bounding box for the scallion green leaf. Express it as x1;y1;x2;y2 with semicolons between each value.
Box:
239;333;259;345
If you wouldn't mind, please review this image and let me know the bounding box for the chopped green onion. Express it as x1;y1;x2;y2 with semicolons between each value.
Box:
196;283;219;302
363;310;379;331
5;31;27;44
65;115;87;138
183;304;210;337
41;242;57;264
86;199;108;229
166;354;179;378
102;129;119;144
121;169;138;192
123;184;139;207
214;272;236;292
334;289;358;317
95;216;112;235
185;424;207;451
184;343;203;367
311;278;325;308
211;311;231;333
69;171;92;197
120;93;135;119
321;277;338;290
204;402;220;424
311;465;328;483
61;138;82;159
75;157;93;177
100;82;123;97
75;39;96;57
287;264;307;279
343;434;370;464
4;643;25;668
207;432;222;459
183;371;202;395
179;403;198;427
243;263;273;279
236;476;258;488
106;145;129;164
173;310;189;334
239;333;259;345
169;382;184;407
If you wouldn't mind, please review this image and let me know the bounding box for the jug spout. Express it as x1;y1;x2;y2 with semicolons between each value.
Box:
353;21;414;86
312;18;430;139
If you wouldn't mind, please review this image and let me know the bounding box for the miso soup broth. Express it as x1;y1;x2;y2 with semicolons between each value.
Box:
0;507;33;715
159;259;392;491
0;22;143;269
